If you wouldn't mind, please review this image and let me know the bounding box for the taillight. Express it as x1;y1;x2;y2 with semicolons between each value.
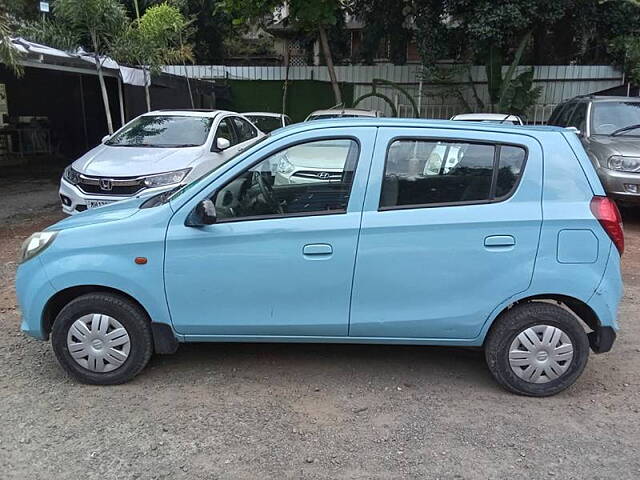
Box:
590;196;624;255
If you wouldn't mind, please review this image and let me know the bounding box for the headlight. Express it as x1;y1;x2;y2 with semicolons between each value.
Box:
143;168;191;188
19;231;57;264
63;166;81;185
608;155;640;173
276;155;295;174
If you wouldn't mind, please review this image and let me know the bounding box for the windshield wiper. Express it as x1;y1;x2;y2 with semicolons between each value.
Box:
611;124;640;136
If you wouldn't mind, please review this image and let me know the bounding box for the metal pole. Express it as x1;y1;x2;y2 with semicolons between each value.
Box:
417;79;423;118
117;77;125;127
78;74;89;150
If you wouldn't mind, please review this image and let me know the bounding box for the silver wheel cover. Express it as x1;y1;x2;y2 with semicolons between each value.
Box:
509;325;574;384
66;314;131;373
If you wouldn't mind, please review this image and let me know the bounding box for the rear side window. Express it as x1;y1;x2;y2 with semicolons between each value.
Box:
380;139;526;209
496;146;526;197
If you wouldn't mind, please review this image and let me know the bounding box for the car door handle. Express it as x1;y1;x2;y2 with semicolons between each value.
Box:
484;235;516;248
303;244;333;256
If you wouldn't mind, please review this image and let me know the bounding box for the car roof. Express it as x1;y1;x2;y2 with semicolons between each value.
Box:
243;112;286;118
143;109;234;118
271;118;564;139
451;113;522;121
308;108;380;117
566;95;640;103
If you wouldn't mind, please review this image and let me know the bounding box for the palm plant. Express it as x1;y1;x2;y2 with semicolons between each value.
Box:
54;0;129;134
0;10;23;77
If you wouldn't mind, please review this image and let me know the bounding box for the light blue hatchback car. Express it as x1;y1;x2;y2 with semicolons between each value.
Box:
16;119;624;396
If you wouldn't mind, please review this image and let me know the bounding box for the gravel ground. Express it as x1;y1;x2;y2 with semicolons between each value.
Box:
0;189;639;479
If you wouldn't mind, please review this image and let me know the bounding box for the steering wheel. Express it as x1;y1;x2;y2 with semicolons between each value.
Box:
253;171;283;214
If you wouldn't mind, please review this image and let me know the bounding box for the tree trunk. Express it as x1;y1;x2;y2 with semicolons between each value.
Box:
318;26;342;106
144;67;151;111
96;56;114;134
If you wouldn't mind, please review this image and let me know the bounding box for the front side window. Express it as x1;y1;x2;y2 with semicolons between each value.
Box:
555;102;577;127
380;139;526;209
568;102;587;131
233;117;258;142
212;138;359;221
245;115;282;133
215;118;237;146
106;115;213;147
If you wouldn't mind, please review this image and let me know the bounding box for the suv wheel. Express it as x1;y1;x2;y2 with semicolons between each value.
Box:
51;293;153;385
485;302;590;396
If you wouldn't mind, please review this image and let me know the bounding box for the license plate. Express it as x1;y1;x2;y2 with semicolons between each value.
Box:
86;200;114;209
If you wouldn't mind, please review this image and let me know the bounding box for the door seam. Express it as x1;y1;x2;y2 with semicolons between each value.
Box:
347;127;379;336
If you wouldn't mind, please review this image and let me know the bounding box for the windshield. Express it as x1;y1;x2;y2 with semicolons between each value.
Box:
591;102;640;135
245;115;282;133
106;115;214;147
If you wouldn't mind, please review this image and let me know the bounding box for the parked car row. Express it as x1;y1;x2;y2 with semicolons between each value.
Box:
60;108;385;215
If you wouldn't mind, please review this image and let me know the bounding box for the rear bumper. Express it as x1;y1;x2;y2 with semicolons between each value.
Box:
588;326;616;353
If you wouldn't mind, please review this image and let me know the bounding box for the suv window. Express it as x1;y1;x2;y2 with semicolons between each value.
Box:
215;118;237;146
213;138;359;221
232;117;258;143
568;102;588;131
380;139;526;209
555;101;577;127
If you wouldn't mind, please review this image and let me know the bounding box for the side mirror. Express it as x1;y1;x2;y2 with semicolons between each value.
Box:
214;137;231;152
101;135;111;143
186;199;217;227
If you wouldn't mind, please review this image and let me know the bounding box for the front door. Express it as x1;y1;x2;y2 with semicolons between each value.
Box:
164;128;376;336
350;127;543;339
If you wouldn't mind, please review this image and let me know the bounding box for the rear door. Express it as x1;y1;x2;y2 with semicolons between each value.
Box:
350;127;543;339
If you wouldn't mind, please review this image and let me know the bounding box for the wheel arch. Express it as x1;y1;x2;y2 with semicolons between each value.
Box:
42;285;150;337
484;293;602;350
42;285;179;354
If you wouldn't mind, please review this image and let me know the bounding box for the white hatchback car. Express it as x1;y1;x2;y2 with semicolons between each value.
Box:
60;110;264;214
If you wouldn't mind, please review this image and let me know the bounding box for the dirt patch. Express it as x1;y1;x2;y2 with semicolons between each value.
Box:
0;201;639;479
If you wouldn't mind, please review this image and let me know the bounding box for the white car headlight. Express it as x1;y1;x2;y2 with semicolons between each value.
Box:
276;156;295;174
608;155;640;173
143;168;191;188
63;166;81;185
20;231;57;264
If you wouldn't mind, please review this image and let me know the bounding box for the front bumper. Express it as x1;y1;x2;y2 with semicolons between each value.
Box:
598;168;640;203
59;178;175;215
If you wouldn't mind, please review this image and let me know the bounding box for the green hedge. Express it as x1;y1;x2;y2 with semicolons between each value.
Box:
224;80;354;123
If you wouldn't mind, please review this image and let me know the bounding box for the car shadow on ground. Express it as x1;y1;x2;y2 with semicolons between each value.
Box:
140;341;497;390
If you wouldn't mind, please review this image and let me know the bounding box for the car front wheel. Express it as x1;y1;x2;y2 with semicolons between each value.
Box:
51;293;153;385
485;302;590;396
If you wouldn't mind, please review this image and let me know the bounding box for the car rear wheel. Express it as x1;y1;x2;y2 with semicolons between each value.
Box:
51;293;153;385
484;302;590;396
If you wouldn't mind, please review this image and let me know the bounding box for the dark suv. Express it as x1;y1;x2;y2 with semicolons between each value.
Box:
549;95;640;204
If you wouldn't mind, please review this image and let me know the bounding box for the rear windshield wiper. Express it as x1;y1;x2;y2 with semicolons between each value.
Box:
611;124;640;136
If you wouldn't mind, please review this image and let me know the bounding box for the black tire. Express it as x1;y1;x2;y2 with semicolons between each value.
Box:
51;293;153;385
484;302;590;397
